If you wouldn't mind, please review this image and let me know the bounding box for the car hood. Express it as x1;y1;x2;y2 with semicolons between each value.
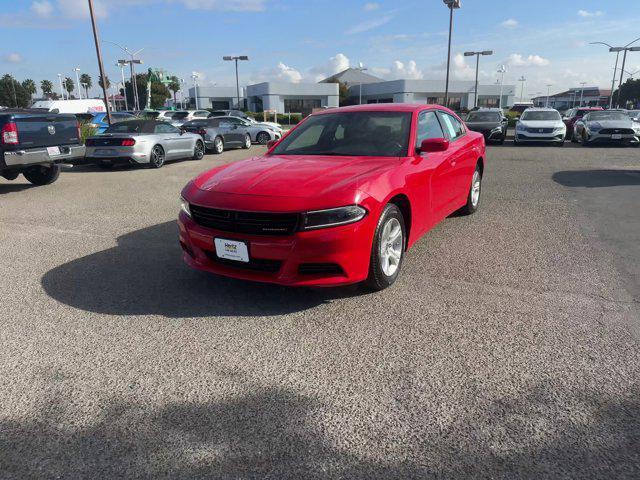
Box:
194;154;395;198
585;119;633;128
519;120;564;128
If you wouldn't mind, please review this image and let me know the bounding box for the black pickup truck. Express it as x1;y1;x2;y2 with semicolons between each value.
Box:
0;109;85;186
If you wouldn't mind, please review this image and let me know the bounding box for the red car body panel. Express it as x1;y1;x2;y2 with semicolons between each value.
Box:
179;104;485;286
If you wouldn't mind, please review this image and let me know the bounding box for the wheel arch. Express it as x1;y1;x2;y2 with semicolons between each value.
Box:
387;193;412;250
476;156;484;177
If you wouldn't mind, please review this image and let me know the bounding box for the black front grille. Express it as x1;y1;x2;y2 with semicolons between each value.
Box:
599;128;634;135
204;251;282;273
190;205;299;236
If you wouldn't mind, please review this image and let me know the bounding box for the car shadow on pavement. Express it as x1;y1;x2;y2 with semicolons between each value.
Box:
2;381;639;479
0;183;34;194
41;221;362;318
553;169;640;188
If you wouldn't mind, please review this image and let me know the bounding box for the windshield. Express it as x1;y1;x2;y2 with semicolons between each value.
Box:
271;111;411;157
467;112;502;122
627;110;640;118
104;121;143;134
171;112;189;119
521;110;561;121
585;112;629;122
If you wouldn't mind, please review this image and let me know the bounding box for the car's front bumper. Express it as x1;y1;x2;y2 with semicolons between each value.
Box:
585;132;639;144
2;144;86;169
178;210;376;287
515;131;565;143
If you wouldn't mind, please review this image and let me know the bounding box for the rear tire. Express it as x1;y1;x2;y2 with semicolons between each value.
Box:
22;164;61;186
458;164;482;216
365;204;406;291
213;136;224;154
149;145;165;168
242;134;251;149
192;140;204;160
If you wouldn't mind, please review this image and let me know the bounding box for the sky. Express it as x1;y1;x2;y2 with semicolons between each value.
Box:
1;0;640;99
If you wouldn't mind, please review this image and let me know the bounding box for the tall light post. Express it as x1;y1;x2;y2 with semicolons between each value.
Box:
88;0;112;124
497;64;506;109
579;81;587;106
57;73;65;100
518;76;526;102
180;78;186;109
73;67;82;99
116;61;129;111
442;0;461;108
545;84;553;107
355;62;368;105
590;37;640;108
191;72;199;109
464;50;493;108
223;55;249;110
104;41;144;110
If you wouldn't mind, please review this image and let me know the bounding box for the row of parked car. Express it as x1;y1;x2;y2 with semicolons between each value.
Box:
464;106;640;147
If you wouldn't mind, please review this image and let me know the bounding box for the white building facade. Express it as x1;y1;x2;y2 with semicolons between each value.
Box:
246;82;340;115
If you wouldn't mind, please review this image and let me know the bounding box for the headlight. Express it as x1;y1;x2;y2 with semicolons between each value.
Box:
553;126;565;132
516;123;526;131
490;126;502;134
587;122;602;132
180;196;191;217
301;205;367;230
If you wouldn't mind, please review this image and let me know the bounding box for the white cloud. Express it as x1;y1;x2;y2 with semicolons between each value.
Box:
501;18;518;29
452;53;476;80
346;15;393;34
57;0;107;18
577;9;603;18
507;53;550;67
363;2;379;11
3;53;23;64
309;53;351;81
176;0;266;11
274;62;303;83
370;59;424;80
31;1;53;16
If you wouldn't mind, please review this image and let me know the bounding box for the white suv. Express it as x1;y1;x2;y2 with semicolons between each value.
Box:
515;108;566;146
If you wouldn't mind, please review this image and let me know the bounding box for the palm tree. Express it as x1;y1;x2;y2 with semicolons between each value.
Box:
98;75;110;90
41;80;54;99
79;73;92;98
63;77;75;98
22;79;37;99
168;75;180;106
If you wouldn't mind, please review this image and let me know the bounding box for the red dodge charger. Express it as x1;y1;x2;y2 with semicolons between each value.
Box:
179;104;485;290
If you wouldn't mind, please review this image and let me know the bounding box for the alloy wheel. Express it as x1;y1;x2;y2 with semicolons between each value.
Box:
471;170;481;207
151;146;165;168
257;132;270;145
214;137;224;154
379;217;403;277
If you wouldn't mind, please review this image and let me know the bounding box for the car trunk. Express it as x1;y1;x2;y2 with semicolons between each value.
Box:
9;114;79;150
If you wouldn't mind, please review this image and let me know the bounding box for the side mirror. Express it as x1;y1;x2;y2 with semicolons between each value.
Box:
419;137;450;153
266;140;278;149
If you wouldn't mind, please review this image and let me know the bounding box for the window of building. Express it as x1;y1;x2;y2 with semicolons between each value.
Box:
284;98;322;115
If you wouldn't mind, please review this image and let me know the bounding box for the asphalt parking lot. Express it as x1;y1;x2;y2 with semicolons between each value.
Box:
1;143;639;479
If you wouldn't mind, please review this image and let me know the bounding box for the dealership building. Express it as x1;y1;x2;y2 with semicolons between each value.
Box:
349;79;516;110
187;86;246;110
245;82;340;115
531;87;612;110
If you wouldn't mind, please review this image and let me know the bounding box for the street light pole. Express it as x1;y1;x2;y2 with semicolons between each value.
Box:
464;50;493;108
355;63;368;105
579;82;587;106
497;65;506;109
223;55;249;110
442;0;461;108
518;76;526;102
117;62;129;111
57;73;65;100
87;0;112;124
191;72;199;109
73;67;82;99
545;84;552;107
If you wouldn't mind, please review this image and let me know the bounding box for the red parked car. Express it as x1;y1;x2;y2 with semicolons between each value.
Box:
563;107;603;139
179;104;486;290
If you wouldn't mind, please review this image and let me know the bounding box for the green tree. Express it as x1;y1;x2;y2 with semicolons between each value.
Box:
22;79;37;99
79;73;92;97
63;77;74;98
125;73;170;110
41;79;54;98
0;74;30;107
616;78;640;108
98;75;110;90
168;75;181;105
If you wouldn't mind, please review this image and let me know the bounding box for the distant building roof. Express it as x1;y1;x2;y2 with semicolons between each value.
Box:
534;87;612;100
320;68;383;87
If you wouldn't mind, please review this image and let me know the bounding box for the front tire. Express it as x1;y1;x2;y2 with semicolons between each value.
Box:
22;164;61;185
365;204;406;291
212;136;224;154
242;133;251;149
192;140;204;160
256;131;271;145
458;164;482;216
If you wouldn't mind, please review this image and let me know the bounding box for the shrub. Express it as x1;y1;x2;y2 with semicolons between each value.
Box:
79;121;97;144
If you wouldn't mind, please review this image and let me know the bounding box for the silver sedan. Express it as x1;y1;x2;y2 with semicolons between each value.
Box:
85;120;205;169
223;116;283;144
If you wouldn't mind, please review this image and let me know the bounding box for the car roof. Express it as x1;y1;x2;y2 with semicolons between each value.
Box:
313;103;449;115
